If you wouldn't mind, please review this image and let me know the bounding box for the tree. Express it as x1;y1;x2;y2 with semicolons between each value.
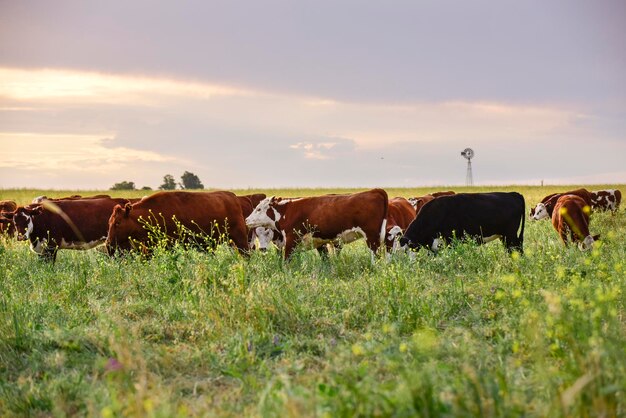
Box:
140;186;152;191
110;181;136;191
179;171;204;190
159;174;177;190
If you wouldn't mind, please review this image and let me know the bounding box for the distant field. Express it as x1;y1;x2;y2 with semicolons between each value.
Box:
0;185;624;416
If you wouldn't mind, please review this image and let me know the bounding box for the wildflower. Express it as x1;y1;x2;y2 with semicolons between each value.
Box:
105;358;123;372
352;344;365;356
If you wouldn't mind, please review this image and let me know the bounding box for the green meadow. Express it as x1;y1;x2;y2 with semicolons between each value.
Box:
0;185;624;417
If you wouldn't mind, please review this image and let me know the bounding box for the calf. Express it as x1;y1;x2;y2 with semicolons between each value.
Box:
400;192;525;253
551;195;599;250
9;197;130;261
591;189;621;212
106;191;249;255
245;189;388;259
385;197;417;252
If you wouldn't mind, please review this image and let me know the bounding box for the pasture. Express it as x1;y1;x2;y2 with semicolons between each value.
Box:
0;185;625;417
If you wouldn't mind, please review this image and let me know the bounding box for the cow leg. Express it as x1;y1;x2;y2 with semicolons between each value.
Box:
229;225;251;255
365;232;381;256
558;226;570;246
503;230;523;254
317;244;330;259
38;246;58;263
283;235;297;259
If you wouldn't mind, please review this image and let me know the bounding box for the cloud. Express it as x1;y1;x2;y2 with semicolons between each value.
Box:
0;67;254;105
0;133;180;172
289;142;338;160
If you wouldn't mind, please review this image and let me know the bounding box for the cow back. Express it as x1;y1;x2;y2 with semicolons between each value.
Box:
278;189;388;237
30;198;130;245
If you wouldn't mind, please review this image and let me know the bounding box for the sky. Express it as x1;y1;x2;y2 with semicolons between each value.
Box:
1;0;625;190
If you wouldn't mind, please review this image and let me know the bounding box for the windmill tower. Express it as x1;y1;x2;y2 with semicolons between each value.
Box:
461;148;474;186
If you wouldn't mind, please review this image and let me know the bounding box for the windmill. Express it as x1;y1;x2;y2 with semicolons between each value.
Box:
461;148;474;186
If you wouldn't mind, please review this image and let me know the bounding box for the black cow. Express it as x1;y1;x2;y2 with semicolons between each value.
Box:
399;192;525;253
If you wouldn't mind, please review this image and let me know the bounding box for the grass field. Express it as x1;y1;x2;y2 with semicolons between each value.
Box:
0;185;624;417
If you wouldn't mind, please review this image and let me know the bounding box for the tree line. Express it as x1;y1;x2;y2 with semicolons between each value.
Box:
110;171;204;191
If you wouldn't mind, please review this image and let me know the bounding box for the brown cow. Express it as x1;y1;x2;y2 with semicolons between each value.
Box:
106;191;249;255
551;194;599;250
385;197;417;251
531;188;593;220
408;191;455;214
245;189;388;259
591;189;621;212
9;197;131;261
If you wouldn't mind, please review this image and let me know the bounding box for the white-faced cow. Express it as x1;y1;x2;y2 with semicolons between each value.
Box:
551;195;599;250
385;197;417;252
245;189;389;259
9;197;131;261
399;192;525;254
106;191;249;255
591;189;621;212
253;196;409;255
530;188;593;220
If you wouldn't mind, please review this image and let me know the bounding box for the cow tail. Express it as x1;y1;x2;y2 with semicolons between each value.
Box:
518;195;526;243
378;189;389;245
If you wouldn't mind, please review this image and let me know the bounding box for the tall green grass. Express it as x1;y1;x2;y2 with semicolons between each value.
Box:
0;186;624;416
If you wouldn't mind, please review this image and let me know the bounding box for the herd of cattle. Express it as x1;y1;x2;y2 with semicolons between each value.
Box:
0;187;621;262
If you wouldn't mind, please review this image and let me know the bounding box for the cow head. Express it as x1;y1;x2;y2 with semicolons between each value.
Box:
245;197;283;230
408;195;434;214
579;234;600;251
250;227;283;252
106;203;142;253
531;203;550;220
0;200;17;212
12;206;44;241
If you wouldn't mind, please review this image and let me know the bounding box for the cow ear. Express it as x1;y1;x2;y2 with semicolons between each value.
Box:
113;204;123;216
31;205;44;215
124;203;132;217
